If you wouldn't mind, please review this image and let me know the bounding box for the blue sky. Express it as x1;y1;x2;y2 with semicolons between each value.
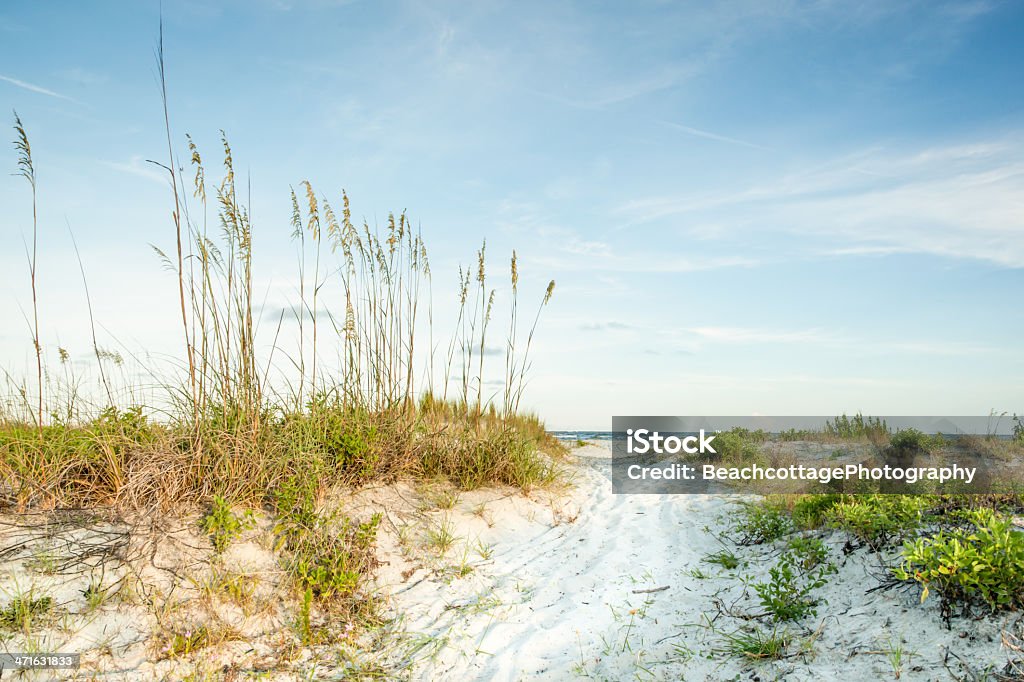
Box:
1;0;1022;429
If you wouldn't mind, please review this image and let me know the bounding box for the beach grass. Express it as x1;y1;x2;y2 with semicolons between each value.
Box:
0;62;564;659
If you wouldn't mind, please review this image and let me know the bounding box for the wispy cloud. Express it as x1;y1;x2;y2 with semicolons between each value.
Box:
99;156;168;186
530;66;694;110
579;321;632;332
687;326;829;344
0;73;75;101
535;251;759;274
58;67;108;86
672;325;998;357
662;121;772;151
615;136;1024;267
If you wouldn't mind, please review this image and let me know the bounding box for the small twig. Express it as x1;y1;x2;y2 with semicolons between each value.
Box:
632;585;669;594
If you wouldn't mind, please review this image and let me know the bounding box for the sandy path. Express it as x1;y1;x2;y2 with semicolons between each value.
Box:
384;445;733;679
384;443;1019;681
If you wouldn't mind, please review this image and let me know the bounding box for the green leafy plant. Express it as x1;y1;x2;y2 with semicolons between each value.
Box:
828;494;930;546
754;549;836;622
790;494;841;529
894;508;1024;614
278;512;380;603
734;502;793;545
889;428;941;454
296;586;315;644
787;535;830;571
200;495;254;553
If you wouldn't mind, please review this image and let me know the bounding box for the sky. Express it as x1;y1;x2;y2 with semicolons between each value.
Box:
0;0;1022;429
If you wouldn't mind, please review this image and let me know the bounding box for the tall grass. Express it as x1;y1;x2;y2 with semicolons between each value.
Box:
12;112;42;434
0;110;562;512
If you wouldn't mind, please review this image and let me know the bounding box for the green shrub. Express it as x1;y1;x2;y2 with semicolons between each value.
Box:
776;428;819;441
200;495;254;553
828;495;931;545
734;502;793;545
787;535;830;570
754;548;836;622
712;430;765;466
277;512;380;605
824;414;889;440
895;508;1024;613
790;494;841;529
889;428;941;454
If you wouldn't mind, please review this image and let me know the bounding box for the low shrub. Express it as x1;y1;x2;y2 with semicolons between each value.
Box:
895;508;1024;614
824;414;889;441
787;535;830;571
276;511;381;609
734;502;793;545
790;494;842;530
200;495;254;553
889;428;942;454
754;547;836;622
828;494;931;546
712;429;765;467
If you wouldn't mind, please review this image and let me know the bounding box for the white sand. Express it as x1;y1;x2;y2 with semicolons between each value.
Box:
379;442;1022;680
1;442;1020;680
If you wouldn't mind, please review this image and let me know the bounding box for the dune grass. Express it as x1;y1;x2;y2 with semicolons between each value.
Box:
0;112;562;512
0;37;564;656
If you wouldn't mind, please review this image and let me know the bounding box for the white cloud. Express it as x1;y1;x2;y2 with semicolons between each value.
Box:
0;74;75;101
662;120;772;151
99;157;169;186
616;135;1024;267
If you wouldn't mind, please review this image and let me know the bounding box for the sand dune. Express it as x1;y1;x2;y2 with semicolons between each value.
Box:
382;442;1020;680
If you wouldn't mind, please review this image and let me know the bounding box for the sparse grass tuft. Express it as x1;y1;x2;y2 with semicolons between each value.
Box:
426;515;459;555
0;591;53;633
721;626;790;660
703;549;740;570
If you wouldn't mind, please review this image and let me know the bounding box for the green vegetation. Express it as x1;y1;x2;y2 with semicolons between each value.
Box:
706;428;767;467
200;495;255;553
889;428;943;454
1;115;563;514
733;502;793;545
828;494;932;546
789;494;842;530
703;549;741;570
0;592;53;633
719;626;790;660
895;507;1024;614
824;413;889;441
754;543;836;622
721;491;1024;635
1;74;564;667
